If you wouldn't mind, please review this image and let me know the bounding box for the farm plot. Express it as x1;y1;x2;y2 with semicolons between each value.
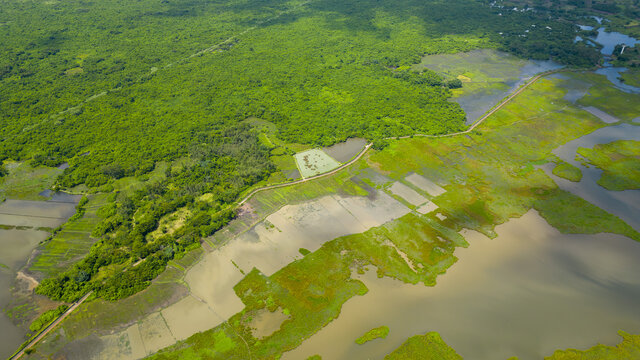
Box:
294;149;341;178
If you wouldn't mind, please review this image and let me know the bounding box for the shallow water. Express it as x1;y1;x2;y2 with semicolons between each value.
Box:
88;192;411;359
0;196;79;358
322;138;367;163
547;123;640;230
595;66;640;94
417;49;563;125
0;199;78;228
592;28;639;55
283;210;640;360
0;229;49;359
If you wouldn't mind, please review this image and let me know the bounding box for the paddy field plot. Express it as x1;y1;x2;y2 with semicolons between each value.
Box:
294;149;341;178
405;173;446;197
388;182;428;206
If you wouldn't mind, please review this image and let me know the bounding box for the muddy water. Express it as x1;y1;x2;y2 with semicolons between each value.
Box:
0;199;78;228
0;229;49;359
545;123;640;230
283;210;640;360
322;138;367;163
0;196;78;358
88;192;411;359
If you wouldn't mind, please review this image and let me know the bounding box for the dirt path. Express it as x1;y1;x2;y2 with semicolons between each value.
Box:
10;67;566;359
10;292;93;360
238;68;566;206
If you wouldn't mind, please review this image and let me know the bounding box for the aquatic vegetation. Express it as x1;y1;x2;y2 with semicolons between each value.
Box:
355;326;389;345
533;189;640;242
384;332;461;360
575;72;640;122
577;140;640;191
552;161;583;182
545;331;640;360
620;68;640;88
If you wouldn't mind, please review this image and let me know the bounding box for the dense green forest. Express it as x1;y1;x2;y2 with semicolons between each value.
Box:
0;0;605;302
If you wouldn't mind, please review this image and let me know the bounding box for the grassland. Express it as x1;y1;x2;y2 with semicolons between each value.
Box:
384;332;461;360
545;331;640;360
355;326;389;345
369;75;638;241
552;161;583;182
577;140;640;191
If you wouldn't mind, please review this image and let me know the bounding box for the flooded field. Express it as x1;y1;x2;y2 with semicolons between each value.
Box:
0;199;78;228
294;149;342;178
82;191;410;359
283;210;640;360
322;138;367;163
414;49;562;124
0;196;79;358
545;123;640;230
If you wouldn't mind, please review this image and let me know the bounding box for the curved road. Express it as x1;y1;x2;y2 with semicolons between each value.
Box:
11;68;568;360
238;68;564;206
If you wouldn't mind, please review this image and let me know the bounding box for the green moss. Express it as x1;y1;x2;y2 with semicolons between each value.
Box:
384;332;462;360
577;140;640;191
545;331;640;360
355;326;390;345
552;161;583;182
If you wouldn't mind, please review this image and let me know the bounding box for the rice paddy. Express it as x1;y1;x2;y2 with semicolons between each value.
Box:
294;149;342;178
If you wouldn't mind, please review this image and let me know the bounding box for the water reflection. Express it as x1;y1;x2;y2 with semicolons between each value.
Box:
545;123;640;230
283;211;640;360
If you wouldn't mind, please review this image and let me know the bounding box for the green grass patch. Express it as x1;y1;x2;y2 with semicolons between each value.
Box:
355;326;390;345
384;332;462;360
534;189;640;242
552;161;583;182
620;68;640;88
545;331;640;360
29;305;68;333
577;140;640;191
576;72;640;122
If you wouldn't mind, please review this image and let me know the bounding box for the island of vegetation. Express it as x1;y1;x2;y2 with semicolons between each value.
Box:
355;326;390;345
577;140;640;191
